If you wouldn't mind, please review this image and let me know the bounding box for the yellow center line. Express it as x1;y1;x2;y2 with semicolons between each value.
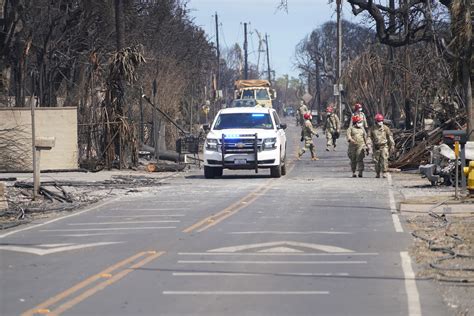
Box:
182;180;271;233
21;251;164;316
184;128;299;234
196;185;273;232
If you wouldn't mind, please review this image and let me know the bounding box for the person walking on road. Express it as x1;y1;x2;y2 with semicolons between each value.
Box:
298;112;319;161
297;100;309;127
323;105;341;151
347;115;369;177
350;103;368;131
370;114;395;178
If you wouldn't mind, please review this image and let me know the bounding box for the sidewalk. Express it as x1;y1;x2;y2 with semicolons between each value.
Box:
391;171;474;315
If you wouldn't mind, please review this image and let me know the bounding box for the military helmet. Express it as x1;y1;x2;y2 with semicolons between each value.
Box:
375;113;384;122
354;103;362;111
352;115;362;124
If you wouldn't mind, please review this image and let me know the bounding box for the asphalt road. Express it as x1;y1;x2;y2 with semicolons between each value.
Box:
0;120;450;316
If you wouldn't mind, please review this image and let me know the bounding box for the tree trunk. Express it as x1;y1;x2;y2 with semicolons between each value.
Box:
0;61;10;106
115;0;125;51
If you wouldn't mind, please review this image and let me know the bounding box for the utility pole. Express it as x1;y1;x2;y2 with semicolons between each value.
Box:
31;95;38;200
265;33;272;83
215;12;220;91
336;0;343;121
244;22;248;79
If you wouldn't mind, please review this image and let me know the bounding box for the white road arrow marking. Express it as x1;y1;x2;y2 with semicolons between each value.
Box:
208;241;354;253
0;242;122;256
257;247;303;253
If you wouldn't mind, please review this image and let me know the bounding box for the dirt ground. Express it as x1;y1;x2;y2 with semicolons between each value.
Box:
392;171;474;316
1;167;473;314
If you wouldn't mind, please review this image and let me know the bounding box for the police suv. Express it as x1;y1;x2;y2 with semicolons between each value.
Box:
203;107;287;178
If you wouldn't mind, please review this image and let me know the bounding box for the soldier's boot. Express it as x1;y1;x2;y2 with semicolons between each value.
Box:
352;173;357;178
326;146;330;151
297;150;304;160
382;173;388;178
358;171;363;178
376;173;380;178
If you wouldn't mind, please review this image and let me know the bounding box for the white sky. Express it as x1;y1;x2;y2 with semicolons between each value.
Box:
187;0;362;79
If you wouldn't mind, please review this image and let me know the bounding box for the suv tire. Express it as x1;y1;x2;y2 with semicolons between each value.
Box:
281;155;287;176
270;162;282;178
204;166;215;179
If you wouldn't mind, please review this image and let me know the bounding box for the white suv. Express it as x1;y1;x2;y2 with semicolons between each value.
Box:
203;107;287;178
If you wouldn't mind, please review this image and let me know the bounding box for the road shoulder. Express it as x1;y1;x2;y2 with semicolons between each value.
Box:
391;171;474;315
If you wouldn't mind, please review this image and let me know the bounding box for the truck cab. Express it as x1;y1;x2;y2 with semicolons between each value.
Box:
234;79;276;108
203;107;287;178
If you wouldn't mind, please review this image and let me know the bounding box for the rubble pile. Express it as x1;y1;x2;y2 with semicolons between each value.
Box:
0;175;168;230
390;113;466;170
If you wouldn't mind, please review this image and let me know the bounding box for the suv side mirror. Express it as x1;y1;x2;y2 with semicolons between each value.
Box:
279;123;287;130
202;124;210;132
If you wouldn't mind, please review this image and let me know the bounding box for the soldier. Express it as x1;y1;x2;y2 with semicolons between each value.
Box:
297;112;319;161
350;103;368;130
297;100;309;126
323;105;340;151
370;114;395;178
347;115;369;177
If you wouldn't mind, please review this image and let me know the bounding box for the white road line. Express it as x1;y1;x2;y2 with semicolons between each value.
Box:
400;252;422;316
178;260;367;264
97;215;185;218
177;252;378;256
163;291;329;295
0;197;120;239
229;231;352;235
67;220;180;225
107;208;188;211
40;227;176;232
54;233;131;237
172;272;349;277
119;200;194;203
387;174;404;232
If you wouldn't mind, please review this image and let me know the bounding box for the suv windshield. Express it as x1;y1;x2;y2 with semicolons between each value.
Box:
213;113;274;130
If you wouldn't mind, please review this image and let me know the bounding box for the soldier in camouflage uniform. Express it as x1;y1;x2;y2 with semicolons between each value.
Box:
347;115;369;177
370;113;394;178
297;100;309;126
323;105;340;151
350;103;368;131
297;112;319;160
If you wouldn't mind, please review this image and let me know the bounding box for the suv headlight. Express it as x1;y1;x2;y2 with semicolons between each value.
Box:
262;137;277;150
205;138;219;151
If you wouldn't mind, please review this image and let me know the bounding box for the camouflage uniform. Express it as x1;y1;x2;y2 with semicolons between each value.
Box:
297;103;309;126
324;113;340;150
370;124;394;177
346;125;368;176
298;119;319;160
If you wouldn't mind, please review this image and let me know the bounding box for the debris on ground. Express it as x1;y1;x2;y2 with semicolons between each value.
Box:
0;173;176;230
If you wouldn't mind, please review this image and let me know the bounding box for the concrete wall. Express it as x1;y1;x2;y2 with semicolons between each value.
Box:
0;107;78;171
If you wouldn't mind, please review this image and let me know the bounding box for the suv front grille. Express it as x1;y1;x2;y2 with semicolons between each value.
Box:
222;137;262;153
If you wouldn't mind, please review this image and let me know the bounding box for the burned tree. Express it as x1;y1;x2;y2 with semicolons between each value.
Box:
346;0;472;139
